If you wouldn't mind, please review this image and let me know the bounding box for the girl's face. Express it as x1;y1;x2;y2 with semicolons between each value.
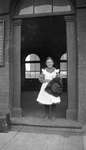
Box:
46;58;54;68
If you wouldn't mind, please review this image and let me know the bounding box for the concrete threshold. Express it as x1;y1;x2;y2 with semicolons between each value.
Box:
11;117;82;131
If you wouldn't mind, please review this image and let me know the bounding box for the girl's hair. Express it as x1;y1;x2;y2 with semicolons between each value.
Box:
45;57;54;63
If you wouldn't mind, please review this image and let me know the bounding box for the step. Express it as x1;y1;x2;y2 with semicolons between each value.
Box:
11;117;82;131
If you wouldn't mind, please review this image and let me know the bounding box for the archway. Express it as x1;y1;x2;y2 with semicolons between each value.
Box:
11;0;77;124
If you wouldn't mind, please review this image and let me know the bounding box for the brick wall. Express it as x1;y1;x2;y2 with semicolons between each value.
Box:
0;15;10;115
76;8;86;123
76;0;86;8
0;0;86;123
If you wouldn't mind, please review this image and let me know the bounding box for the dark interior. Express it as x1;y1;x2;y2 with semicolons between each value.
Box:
21;15;67;118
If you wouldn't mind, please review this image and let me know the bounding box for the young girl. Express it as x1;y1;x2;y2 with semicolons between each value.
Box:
37;57;61;119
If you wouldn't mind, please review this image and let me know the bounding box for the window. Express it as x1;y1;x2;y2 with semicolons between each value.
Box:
25;54;40;79
60;53;67;78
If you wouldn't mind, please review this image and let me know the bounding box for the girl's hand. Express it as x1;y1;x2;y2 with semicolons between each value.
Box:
38;74;45;83
56;73;60;78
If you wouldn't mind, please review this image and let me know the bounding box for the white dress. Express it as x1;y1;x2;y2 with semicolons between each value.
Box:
37;69;61;105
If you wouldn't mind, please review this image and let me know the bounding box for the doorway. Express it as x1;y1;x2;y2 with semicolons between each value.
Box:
21;15;68;119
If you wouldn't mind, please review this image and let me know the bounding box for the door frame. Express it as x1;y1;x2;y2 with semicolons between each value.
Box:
11;13;77;120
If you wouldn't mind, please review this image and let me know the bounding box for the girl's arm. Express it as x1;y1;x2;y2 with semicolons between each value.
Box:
38;73;45;83
56;69;60;78
56;70;63;85
56;73;60;78
38;73;50;83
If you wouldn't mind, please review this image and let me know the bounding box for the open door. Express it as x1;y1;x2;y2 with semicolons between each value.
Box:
21;15;68;119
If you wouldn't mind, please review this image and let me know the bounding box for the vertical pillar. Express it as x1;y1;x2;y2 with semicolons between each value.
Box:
12;19;22;117
65;16;77;120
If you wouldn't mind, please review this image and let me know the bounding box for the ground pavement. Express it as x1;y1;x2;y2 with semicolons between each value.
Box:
0;125;86;150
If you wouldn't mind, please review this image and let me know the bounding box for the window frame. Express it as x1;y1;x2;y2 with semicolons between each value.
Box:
60;53;67;78
25;54;41;79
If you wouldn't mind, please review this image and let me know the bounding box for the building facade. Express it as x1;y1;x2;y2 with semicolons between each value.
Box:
0;0;86;125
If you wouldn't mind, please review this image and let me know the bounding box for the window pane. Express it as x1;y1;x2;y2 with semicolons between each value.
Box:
30;63;35;71
25;72;31;78
25;63;30;71
25;55;30;61
25;54;40;61
60;62;67;71
30;72;36;78
26;63;40;72
60;53;67;60
60;71;67;78
25;54;40;79
35;63;40;71
30;54;35;61
25;72;40;79
36;72;40;78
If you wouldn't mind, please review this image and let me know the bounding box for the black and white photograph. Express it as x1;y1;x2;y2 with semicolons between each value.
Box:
0;0;86;150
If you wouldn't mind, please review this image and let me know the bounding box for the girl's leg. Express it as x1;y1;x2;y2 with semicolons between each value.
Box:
48;105;51;119
44;105;49;118
45;105;54;119
51;104;57;119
